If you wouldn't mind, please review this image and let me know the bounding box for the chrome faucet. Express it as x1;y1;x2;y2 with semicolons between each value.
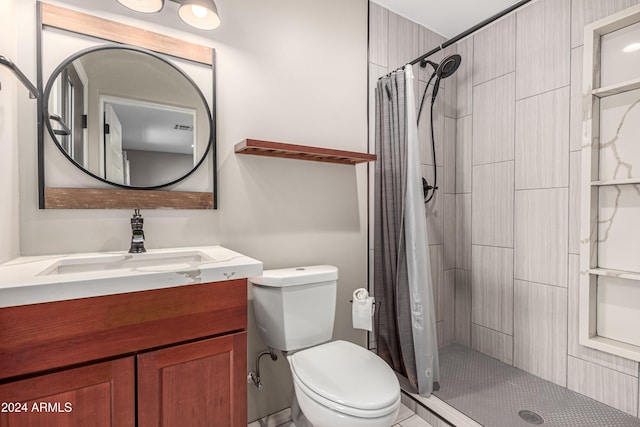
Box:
128;209;146;253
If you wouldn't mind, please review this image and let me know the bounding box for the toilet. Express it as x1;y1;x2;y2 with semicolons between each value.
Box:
250;265;400;427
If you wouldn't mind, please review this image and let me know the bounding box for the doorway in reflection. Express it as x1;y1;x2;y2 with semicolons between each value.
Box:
101;97;197;186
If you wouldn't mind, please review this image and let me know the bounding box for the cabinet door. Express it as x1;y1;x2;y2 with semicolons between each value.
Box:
138;332;247;427
0;357;135;427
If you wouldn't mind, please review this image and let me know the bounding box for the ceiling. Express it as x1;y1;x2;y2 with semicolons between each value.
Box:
371;0;522;38
110;103;195;155
56;0;524;40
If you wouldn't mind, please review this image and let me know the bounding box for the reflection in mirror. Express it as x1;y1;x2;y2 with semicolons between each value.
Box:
101;97;197;186
45;46;212;189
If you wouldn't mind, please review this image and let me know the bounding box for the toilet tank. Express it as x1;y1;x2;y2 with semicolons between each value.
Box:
250;265;337;352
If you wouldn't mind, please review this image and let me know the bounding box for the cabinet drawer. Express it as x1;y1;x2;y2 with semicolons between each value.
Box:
0;279;247;379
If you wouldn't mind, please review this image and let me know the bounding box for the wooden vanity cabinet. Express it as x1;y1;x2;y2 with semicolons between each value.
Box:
0;279;248;426
0;357;135;426
138;332;246;426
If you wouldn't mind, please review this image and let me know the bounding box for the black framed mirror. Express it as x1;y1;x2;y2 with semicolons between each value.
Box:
43;45;213;190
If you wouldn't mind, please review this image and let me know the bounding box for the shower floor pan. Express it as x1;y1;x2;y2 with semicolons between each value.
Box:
430;344;640;427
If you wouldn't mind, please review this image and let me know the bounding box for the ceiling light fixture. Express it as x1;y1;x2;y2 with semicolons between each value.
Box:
115;0;221;30
177;0;221;30
116;0;164;13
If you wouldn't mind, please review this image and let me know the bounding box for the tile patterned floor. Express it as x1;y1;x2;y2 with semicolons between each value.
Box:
433;344;640;427
392;403;434;427
248;402;433;427
250;343;640;427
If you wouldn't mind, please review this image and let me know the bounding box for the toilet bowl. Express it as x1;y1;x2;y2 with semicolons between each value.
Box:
288;340;400;427
250;266;401;427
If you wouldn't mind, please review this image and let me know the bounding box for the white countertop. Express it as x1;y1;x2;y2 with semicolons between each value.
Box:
0;246;263;308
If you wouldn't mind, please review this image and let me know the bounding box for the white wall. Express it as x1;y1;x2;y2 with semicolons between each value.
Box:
126;150;193;187
11;0;368;421
0;0;20;263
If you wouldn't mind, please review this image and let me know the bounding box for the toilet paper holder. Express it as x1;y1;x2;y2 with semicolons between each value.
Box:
349;299;378;305
349;299;377;316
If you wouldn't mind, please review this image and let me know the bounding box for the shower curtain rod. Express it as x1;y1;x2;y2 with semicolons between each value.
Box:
381;0;533;77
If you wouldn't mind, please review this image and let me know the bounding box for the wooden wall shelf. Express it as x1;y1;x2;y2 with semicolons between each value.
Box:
235;139;377;165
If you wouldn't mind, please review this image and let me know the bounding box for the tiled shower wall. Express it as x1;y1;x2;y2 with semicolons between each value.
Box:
369;0;640;418
454;0;640;417
368;3;458;350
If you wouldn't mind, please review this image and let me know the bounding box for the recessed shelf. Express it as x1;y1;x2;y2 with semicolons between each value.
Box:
234;139;377;165
592;77;640;98
590;177;640;186
588;268;640;282
580;6;640;363
580;335;640;362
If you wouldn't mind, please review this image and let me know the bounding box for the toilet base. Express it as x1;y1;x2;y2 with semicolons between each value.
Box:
291;393;313;427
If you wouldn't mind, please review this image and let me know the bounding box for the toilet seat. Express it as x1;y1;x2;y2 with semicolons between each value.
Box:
289;340;400;418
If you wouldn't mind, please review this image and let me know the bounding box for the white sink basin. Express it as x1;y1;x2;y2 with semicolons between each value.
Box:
0;246;263;308
39;250;215;275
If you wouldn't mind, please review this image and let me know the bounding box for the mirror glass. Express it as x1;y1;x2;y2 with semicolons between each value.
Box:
44;46;212;189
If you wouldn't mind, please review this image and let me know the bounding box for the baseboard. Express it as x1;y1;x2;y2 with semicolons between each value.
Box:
248;407;292;427
401;388;483;427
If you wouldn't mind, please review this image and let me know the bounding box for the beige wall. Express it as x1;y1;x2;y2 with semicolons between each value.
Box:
11;0;368;421
0;0;20;263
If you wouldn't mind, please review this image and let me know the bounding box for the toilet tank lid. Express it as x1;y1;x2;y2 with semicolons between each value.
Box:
249;265;337;287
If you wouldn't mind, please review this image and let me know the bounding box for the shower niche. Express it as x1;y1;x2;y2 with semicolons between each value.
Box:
580;4;640;361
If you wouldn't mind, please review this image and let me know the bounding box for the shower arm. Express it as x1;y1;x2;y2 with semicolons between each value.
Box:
0;55;40;99
378;0;533;79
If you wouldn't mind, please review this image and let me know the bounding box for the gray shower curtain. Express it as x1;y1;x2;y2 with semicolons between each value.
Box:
374;65;440;396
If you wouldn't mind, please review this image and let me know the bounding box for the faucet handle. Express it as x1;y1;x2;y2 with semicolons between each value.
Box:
129;209;146;253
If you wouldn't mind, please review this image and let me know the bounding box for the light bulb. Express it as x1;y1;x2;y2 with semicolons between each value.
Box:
116;0;163;13
178;0;220;30
191;5;208;19
623;42;640;53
